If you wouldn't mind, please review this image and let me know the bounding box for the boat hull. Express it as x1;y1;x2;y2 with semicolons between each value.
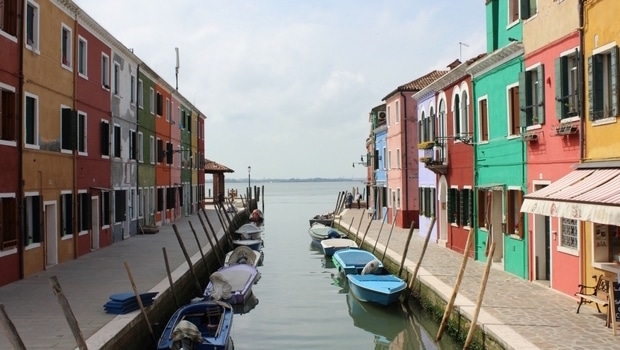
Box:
204;264;260;305
156;300;234;350
235;223;264;240
308;223;345;246
332;249;383;275
320;238;358;257
232;239;263;251
347;274;406;306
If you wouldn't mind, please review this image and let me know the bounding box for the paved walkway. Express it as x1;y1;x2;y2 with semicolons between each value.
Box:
0;205;616;350
338;208;619;350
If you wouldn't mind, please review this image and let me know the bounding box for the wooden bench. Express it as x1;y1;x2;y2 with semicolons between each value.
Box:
575;275;610;314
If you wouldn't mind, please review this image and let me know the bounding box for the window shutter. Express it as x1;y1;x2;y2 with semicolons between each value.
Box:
62;108;74;150
431;113;436;141
431;187;436;218
591;55;605;119
166;143;173;164
100;121;109;155
157;139;163;162
588;56;594;120
518;72;527;127
611;45;619;117
520;0;530;20
131;132;137;160
417;119;422;144
555;57;567;120
537;64;545;124
419;187;424;217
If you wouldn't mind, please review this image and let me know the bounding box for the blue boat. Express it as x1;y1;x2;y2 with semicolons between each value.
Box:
156;300;234;350
347;273;406;306
332;249;384;275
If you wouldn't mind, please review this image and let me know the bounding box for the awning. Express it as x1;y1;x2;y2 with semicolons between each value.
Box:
477;183;504;191
520;169;620;225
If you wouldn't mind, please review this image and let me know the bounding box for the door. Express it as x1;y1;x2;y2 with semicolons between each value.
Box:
45;201;58;266
91;196;100;250
438;176;448;247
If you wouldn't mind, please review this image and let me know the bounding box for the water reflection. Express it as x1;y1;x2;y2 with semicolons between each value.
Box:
232;292;259;315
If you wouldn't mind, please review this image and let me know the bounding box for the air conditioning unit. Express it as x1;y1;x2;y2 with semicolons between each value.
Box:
377;111;386;120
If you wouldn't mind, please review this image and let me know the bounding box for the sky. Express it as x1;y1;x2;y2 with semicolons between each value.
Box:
74;0;486;180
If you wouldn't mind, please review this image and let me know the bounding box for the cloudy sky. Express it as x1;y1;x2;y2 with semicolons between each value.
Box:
74;0;485;180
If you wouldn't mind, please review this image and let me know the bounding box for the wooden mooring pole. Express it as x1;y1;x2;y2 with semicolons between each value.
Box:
49;276;88;349
398;220;416;277
0;304;26;350
436;227;474;341
172;224;203;296
371;215;386;255
122;263;155;343
354;209;366;242
162;247;180;309
464;242;495;349
381;210;398;261
406;217;436;300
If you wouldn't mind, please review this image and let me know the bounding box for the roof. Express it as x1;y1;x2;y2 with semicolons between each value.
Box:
204;159;235;173
382;70;449;100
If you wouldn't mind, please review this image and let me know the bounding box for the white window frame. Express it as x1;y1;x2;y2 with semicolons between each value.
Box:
165;98;170;122
60;23;72;70
395;100;400;124
25;0;40;53
113;61;120;96
557;217;579;256
396;148;401;169
101;53;110;89
137;79;143;108
77;111;87;155
24;92;39;149
150;136;155;164
506;82;520;138
149;87;155;115
477;95;490;143
460;87;470;136
507;0;520;28
138;131;144;163
77;35;87;78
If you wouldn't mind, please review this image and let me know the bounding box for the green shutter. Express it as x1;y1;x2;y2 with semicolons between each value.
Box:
447;189;453;223
417;119;422;144
521;0;530;20
518;72;527;127
431;113;436;141
537;64;545;124
611;46;619;117
555;57;567;120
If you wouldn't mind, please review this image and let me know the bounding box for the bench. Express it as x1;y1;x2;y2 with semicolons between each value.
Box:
575;275;610;314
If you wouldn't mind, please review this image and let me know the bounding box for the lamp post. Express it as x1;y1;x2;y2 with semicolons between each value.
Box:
248;166;251;201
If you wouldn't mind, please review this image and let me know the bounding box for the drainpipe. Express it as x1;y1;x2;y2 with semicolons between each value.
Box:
72;9;79;259
17;0;25;279
400;91;409;227
578;0;585;161
135;63;140;226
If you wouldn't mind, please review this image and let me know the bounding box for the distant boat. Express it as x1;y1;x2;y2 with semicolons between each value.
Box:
156;300;234;350
235;223;264;240
320;238;358;257
309;212;334;227
308;223;345;246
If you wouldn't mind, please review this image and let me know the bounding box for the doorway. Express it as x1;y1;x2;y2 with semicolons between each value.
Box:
44;201;58;267
91;196;100;250
533;183;550;283
438;176;448;247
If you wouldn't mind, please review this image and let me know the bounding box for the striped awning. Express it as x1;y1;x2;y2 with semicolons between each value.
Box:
520;169;620;225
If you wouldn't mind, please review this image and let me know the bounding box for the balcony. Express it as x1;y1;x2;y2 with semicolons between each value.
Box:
420;145;447;175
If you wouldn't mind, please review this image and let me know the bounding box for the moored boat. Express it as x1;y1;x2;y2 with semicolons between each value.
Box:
309;212;334;227
308;223;345;246
156;300;234;350
346;273;406;306
224;245;264;268
320;238;358;257
332;249;384;276
235;222;264;240
204;264;260;305
232;238;263;251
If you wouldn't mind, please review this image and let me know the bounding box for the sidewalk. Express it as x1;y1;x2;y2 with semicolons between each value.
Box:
338;208;617;350
0;206;229;350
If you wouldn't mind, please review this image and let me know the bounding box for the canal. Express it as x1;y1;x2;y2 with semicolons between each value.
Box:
222;180;461;349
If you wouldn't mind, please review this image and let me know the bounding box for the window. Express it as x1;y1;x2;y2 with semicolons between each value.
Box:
77;36;87;77
100;120;109;157
387;150;392;169
25;1;39;51
166;142;173;165
387;105;391;126
102;191;110;226
521;0;538;20
1;88;17;141
150;135;155;164
506;189;524;238
61;24;72;68
77;112;86;153
137;132;143;163
137;79;143;108
114;190;126;223
418;111;434;143
395;101;400;123
129;130;136;160
0;0;18;36
478;98;489;142
454;94;461;137
101;53;110;89
157;188;164;211
113;62;120;95
0;196;17;250
438;99;446;141
137;188;143;218
156;138;163;163
477;189;489;229
61;107;76;151
165;98;170;122
149;88;155;114
23;194;42;245
460;188;474;227
519;65;545;126
167;187;175;210
382;147;387;170
156;92;163;116
589;45;618;121
508;84;520;135
130;75;135;104
560;218;578;249
555;50;580;119
396;148;400;169
60;192;73;237
113;124;121;158
396;188;401;209
78;193;91;232
508;0;519;24
24;93;38;147
130;189;135;219
460;91;469;136
419;187;436;218
448;188;460;225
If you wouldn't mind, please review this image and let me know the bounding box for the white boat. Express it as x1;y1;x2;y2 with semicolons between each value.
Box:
224;246;264;268
320;238;358;257
235;223;264;240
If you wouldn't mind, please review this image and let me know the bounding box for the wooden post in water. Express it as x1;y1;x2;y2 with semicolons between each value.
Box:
354;209;366;242
0;304;26;350
398;221;416;277
333;191;343;215
371;215;386;255
360;215;373;248
172;224;203;296
122;262;156;343
436;227;474;341
214;204;230;234
195;215;225;265
49;276;88;350
373;214;393;255
406;217;436;299
381;210;399;262
464;242;495;350
261;185;265;214
162;247;180;309
189;221;210;273
347;217;355;236
202;206;233;248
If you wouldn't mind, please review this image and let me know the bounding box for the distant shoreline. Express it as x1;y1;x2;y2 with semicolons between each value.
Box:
205;178;365;184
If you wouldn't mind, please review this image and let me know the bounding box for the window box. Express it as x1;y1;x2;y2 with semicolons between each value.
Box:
419;156;432;163
418;141;434;150
521;131;538;142
554;123;578;136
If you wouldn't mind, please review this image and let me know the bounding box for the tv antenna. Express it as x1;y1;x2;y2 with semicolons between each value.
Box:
459;42;469;61
175;47;180;91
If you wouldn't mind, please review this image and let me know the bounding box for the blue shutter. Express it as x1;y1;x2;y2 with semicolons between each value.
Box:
611;45;619;117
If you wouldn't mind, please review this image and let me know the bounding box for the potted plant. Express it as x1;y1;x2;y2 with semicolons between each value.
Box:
417;141;435;150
